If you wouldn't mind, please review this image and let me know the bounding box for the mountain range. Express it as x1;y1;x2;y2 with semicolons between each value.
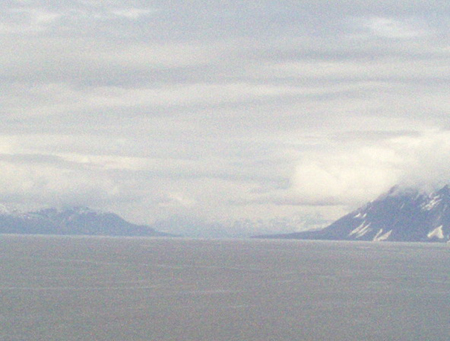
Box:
256;185;450;243
0;206;172;237
4;185;450;241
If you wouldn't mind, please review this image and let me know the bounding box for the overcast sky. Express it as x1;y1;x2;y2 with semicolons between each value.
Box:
1;0;450;236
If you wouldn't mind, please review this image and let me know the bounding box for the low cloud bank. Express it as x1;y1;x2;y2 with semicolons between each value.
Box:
292;130;450;206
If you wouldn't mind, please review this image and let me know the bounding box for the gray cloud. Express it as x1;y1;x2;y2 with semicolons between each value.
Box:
1;0;450;235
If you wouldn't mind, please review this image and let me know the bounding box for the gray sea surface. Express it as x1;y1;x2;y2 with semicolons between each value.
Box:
1;235;449;341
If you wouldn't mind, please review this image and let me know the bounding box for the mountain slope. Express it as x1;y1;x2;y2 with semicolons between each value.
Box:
0;206;173;237
257;185;450;242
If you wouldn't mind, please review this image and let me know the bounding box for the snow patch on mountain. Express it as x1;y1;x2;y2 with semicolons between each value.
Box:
349;221;372;238
373;229;392;242
353;212;367;219
427;225;444;239
0;204;11;215
421;196;442;211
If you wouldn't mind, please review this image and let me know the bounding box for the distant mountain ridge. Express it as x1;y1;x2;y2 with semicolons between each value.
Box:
257;185;450;242
0;206;172;237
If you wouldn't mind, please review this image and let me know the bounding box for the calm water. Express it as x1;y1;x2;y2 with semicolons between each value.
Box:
0;236;449;341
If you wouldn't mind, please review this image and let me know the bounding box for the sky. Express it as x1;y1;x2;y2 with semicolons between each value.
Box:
1;0;450;237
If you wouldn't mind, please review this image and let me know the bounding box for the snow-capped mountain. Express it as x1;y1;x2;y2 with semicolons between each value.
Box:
258;185;450;242
0;206;173;237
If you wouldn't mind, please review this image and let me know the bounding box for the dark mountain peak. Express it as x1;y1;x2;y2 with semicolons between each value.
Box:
385;185;402;196
436;184;450;196
258;184;450;243
374;185;423;202
0;206;173;237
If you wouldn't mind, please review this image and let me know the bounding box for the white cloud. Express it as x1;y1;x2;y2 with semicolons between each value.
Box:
366;17;427;38
0;158;121;207
392;131;450;189
1;1;450;235
271;57;449;80
291;130;450;207
293;146;399;205
109;8;156;19
0;8;61;34
360;16;430;39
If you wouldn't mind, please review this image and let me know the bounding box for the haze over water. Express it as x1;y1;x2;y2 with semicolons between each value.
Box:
1;236;449;340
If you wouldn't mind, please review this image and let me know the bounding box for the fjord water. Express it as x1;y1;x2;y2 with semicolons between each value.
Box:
1;236;449;341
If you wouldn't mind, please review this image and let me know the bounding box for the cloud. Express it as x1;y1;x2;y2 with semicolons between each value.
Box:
1;0;450;236
290;130;450;207
359;17;430;39
392;131;450;189
0;157;121;207
109;8;156;19
292;146;399;205
0;7;61;34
